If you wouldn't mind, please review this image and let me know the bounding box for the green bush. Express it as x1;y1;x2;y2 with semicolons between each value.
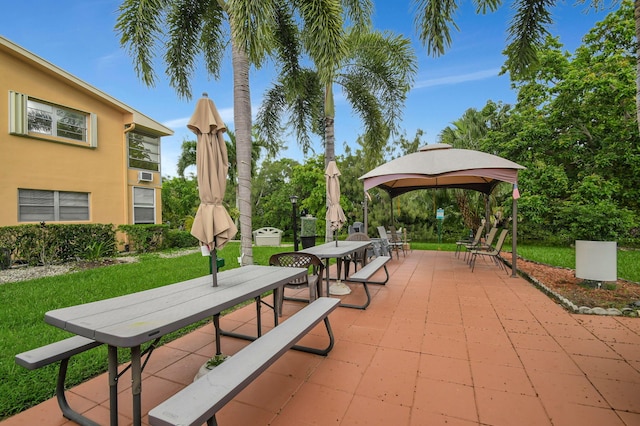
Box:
0;224;117;265
118;224;168;253
166;229;199;248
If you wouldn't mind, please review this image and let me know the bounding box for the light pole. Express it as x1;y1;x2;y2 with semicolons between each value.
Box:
290;195;299;251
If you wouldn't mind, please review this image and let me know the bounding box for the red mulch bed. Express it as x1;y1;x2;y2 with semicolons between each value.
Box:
514;257;640;311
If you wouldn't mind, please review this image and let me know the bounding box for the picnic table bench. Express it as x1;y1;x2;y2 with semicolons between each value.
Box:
342;255;391;309
15;335;103;426
148;297;340;426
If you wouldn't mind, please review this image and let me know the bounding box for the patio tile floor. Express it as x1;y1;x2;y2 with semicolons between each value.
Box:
3;249;640;425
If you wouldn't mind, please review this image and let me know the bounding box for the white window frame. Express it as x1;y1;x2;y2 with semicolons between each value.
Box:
9;91;97;147
18;189;90;222
128;131;160;172
133;187;156;224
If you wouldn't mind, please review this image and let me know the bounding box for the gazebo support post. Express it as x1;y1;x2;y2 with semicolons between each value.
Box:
511;197;518;278
484;195;491;233
364;191;368;234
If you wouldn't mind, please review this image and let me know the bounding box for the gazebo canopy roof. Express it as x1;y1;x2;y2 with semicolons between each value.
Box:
360;144;525;198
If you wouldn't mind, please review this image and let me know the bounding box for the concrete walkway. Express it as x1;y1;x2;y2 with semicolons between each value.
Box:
3;250;640;425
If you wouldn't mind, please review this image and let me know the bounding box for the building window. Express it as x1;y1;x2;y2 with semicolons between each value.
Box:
18;189;89;222
133;187;155;224
9;91;97;147
128;131;160;172
27;100;87;141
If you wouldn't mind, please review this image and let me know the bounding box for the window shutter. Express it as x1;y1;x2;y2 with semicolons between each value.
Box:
9;91;28;135
89;113;98;147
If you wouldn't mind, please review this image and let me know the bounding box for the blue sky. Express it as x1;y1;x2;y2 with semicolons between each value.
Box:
1;1;613;177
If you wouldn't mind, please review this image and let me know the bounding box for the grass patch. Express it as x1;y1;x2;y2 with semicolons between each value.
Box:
510;245;640;282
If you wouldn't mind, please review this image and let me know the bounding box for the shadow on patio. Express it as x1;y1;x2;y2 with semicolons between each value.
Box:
3;250;640;425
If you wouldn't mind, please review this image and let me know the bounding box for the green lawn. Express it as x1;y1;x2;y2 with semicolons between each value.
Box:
1;242;638;420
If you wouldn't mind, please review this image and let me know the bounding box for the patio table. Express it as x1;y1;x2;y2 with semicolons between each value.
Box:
300;240;371;297
44;265;306;426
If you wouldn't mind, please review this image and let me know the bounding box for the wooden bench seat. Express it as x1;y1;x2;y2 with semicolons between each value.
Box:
340;255;391;310
15;335;103;426
148;297;340;426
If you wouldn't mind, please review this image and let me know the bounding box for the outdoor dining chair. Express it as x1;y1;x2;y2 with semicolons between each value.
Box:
464;223;498;262
340;232;372;280
455;219;486;258
468;228;509;274
377;226;402;259
389;225;406;258
269;252;324;316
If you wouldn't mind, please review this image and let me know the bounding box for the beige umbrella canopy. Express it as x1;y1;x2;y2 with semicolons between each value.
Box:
325;161;350;295
188;93;237;285
325;160;346;234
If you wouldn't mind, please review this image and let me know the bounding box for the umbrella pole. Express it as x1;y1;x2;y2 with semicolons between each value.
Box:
211;247;218;287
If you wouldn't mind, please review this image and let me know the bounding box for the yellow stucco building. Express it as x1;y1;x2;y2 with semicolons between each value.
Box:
0;36;173;227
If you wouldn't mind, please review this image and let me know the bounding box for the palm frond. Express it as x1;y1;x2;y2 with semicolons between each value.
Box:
115;0;167;87
341;0;373;31
413;0;459;56
200;3;228;80
298;0;347;83
227;0;277;66
504;0;554;77
165;0;212;99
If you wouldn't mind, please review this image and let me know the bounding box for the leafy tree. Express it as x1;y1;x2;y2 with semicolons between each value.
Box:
161;177;199;230
478;3;639;243
176;139;197;178
252;158;300;233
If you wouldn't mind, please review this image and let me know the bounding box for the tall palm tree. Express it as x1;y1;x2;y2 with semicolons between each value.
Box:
258;25;416;169
257;19;417;240
116;0;348;263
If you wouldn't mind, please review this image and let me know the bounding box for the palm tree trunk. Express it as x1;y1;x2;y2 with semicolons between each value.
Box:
232;38;254;265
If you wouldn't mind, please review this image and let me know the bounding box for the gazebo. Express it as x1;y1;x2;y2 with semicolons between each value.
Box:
359;144;525;276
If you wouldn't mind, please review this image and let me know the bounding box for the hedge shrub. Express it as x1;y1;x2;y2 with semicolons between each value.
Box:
0;224;117;266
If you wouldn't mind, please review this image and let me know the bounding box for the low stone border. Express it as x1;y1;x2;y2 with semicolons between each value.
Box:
504;257;638;317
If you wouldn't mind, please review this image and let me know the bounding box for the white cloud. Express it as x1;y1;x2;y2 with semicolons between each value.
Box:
414;68;501;89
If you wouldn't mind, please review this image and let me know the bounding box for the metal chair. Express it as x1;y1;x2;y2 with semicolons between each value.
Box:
378;226;402;259
389;225;406;258
464;224;498;262
269;252;324;316
469;229;509;274
341;232;371;280
455;219;486;258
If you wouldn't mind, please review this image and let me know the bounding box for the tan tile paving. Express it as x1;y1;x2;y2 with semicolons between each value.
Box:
3;249;640;425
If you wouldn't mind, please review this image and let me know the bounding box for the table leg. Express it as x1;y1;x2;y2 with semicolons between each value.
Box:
131;345;142;426
213;314;222;355
107;345;118;426
324;259;330;297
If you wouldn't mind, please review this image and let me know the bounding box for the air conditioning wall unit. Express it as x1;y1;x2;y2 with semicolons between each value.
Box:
138;171;154;182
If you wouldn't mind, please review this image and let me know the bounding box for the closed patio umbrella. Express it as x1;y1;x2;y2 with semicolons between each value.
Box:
325;161;349;295
188;93;237;286
325;160;346;237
